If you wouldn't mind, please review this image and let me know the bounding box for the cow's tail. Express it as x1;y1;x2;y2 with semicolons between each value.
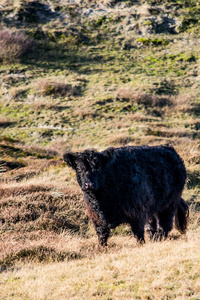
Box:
175;198;189;234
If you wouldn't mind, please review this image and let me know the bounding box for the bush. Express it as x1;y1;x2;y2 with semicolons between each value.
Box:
36;80;81;97
117;89;172;108
0;29;33;63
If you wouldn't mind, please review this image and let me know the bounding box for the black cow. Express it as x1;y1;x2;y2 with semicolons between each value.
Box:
63;145;189;246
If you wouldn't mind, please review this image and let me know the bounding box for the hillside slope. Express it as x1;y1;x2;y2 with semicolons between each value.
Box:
0;0;200;299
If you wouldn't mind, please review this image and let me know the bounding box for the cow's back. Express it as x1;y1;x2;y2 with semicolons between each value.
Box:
102;145;186;210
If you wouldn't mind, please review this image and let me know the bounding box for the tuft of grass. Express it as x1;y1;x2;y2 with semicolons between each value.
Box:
187;171;200;190
150;79;179;95
0;29;33;63
117;89;173;108
9;87;27;101
0;246;82;272
36;80;80;97
0;184;88;235
137;37;170;46
117;89;196;116
0;117;15;128
0;160;25;174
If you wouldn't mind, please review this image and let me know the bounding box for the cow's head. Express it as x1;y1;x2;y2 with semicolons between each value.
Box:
63;148;114;192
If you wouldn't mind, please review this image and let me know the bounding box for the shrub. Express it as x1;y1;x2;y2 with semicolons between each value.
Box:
36;80;80;97
0;29;33;63
117;89;172;108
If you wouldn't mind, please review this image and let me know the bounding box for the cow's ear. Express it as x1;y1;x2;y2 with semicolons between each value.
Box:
63;152;78;170
101;147;115;166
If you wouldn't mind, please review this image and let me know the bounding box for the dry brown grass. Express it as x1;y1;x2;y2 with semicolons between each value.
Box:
73;108;98;120
36;79;80;98
0;29;33;63
0;183;87;235
117;89;173;107
30;101;60;111
117;89;197;116
0;2;200;298
0;224;200;299
0;156;60;183
0;140;199;299
0;117;14;128
109;133;134;146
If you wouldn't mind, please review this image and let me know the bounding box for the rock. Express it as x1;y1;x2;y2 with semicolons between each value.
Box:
7;0;58;24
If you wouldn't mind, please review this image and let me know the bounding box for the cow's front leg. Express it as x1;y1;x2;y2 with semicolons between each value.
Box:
95;225;110;246
84;196;110;246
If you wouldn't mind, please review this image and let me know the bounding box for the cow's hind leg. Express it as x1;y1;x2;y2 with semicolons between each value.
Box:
130;217;146;244
157;205;177;239
146;216;158;240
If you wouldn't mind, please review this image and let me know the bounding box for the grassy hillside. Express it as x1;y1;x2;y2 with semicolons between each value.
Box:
0;0;200;299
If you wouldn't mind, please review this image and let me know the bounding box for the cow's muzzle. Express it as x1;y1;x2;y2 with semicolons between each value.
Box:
84;182;95;191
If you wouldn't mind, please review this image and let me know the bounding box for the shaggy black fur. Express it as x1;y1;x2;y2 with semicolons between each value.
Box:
63;145;189;246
